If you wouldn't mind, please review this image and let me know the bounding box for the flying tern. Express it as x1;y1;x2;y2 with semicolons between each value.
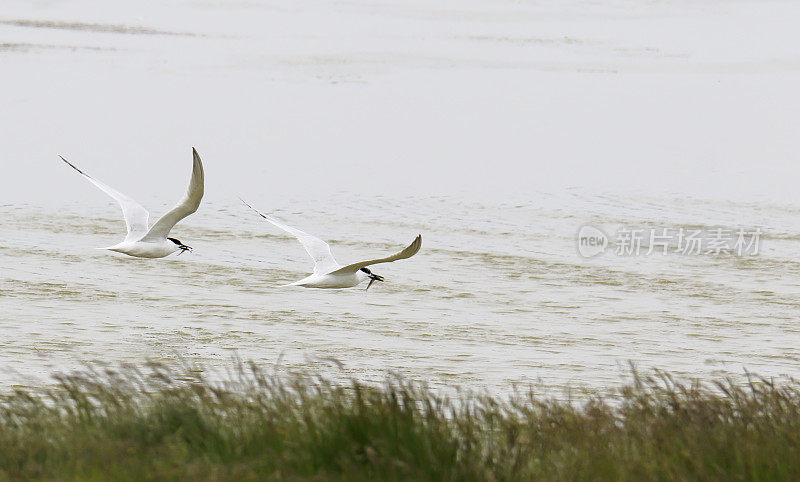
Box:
242;200;421;289
60;148;205;258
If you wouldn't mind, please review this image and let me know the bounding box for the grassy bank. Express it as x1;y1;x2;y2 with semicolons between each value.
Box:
0;362;798;481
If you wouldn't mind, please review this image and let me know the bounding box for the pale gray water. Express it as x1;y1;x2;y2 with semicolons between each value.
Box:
2;0;800;393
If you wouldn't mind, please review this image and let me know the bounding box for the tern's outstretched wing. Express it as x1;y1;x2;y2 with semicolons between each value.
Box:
60;155;150;241
241;200;340;275
329;235;422;276
142;148;204;241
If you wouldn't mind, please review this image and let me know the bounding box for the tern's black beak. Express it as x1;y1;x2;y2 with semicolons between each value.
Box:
365;274;385;291
168;237;192;255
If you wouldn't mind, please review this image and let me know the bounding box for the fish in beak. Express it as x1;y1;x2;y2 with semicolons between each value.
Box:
168;237;193;255
365;273;384;291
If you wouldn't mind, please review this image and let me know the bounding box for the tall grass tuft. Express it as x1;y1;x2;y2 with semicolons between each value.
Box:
0;361;799;480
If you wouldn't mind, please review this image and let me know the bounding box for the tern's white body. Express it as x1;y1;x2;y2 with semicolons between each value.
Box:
289;270;372;289
105;239;183;258
242;201;422;289
61;148;205;258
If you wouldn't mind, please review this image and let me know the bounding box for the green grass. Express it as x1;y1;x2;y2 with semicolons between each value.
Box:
0;361;799;481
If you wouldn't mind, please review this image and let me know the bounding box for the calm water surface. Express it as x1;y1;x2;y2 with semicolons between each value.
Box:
3;192;800;393
1;0;800;393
